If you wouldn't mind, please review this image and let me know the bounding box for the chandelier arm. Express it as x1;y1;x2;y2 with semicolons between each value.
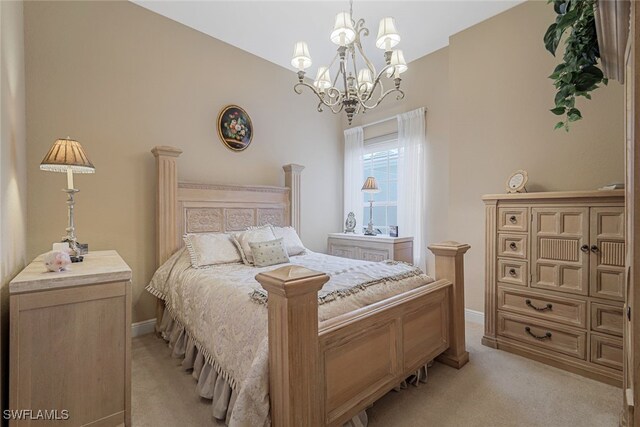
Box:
340;56;350;102
354;37;377;77
294;82;343;109
361;87;405;111
355;62;395;104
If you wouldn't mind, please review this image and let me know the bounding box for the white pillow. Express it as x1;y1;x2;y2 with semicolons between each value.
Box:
272;226;306;256
183;233;242;268
233;226;277;265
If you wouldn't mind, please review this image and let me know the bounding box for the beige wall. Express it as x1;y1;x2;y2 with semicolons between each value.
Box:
448;0;623;312
24;1;343;323
0;0;27;410
347;0;624;313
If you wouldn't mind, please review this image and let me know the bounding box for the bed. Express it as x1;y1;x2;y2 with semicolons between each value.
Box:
148;146;470;427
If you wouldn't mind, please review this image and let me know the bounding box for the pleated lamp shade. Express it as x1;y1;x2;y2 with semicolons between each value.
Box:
40;138;95;173
361;176;380;193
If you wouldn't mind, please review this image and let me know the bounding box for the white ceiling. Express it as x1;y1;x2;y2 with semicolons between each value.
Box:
133;1;524;74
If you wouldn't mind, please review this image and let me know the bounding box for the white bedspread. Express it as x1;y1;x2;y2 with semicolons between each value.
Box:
147;249;434;426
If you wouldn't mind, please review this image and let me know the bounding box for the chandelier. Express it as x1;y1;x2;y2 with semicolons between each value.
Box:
290;0;407;124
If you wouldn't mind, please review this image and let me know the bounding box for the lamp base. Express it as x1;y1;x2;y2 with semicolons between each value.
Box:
364;222;378;236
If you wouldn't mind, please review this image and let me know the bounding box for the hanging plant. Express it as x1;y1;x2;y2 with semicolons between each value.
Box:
544;0;607;131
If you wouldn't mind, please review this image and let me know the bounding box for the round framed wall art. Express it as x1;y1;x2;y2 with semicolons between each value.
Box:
217;105;253;151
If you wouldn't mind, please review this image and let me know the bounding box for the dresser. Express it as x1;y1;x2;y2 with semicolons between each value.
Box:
9;250;132;426
482;191;625;386
327;233;414;264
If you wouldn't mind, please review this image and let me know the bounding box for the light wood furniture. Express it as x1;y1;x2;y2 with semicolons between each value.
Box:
483;191;625;386
151;146;470;426
327;233;413;264
594;2;639;424
9;250;132;427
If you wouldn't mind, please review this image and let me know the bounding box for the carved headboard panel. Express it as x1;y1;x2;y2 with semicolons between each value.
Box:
178;183;290;236
151;146;304;268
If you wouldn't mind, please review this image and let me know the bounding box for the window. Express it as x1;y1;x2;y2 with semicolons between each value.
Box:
362;140;398;235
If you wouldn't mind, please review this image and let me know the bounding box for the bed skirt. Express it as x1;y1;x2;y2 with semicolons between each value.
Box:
157;307;429;426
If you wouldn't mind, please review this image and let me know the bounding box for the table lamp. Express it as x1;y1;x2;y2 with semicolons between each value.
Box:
361;176;380;236
40;137;95;262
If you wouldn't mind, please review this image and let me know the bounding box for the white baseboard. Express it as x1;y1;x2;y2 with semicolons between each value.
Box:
132;318;156;337
465;309;485;325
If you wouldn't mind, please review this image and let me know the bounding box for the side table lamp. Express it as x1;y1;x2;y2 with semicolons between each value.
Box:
361;176;380;236
40;137;95;262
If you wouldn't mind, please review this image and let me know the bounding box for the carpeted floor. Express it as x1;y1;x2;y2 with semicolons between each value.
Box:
132;322;621;427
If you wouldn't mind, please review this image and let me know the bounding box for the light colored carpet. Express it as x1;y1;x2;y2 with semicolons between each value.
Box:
132;322;620;427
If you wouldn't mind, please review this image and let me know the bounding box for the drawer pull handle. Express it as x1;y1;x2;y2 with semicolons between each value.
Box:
509;268;517;277
580;244;589;253
509;215;517;224
591;245;599;253
525;299;552;312
509;242;517;250
525;326;552;340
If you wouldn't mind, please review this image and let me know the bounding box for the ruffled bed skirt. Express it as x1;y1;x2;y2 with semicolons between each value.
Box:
157;308;429;426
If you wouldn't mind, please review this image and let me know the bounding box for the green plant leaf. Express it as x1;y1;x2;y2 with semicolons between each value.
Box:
545;0;602;131
544;23;560;55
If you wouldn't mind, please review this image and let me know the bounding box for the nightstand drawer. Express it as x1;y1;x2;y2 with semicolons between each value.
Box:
359;248;390;262
498;233;528;259
327;234;413;263
498;312;586;360
329;244;358;259
498;207;529;232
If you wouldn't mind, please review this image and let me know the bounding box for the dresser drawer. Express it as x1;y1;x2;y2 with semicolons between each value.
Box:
498;233;528;259
498;287;586;328
590;333;623;370
591;302;623;337
497;259;528;286
497;312;586;359
498;207;529;232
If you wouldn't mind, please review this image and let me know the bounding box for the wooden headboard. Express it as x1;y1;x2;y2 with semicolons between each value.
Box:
151;146;304;268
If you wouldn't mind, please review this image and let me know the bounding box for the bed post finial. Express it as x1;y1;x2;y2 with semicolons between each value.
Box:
255;265;328;427
283;164;304;235
428;241;470;369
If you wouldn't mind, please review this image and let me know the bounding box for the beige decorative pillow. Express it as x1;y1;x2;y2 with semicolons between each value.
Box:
183;233;242;268
249;238;290;267
272;226;306;256
232;226;277;265
249;225;306;256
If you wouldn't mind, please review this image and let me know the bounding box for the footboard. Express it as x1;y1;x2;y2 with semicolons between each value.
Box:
256;241;470;427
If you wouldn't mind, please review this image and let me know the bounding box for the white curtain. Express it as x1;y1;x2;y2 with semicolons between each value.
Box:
397;108;427;271
343;126;364;232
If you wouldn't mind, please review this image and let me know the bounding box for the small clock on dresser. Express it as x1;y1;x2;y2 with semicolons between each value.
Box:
506;170;528;193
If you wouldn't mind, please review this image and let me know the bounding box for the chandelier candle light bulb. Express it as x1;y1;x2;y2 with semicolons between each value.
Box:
291;0;406;124
314;67;332;91
376;17;401;51
291;41;312;71
331;12;356;46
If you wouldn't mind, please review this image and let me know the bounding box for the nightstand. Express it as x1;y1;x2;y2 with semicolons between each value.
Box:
9;250;132;426
327;233;414;264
